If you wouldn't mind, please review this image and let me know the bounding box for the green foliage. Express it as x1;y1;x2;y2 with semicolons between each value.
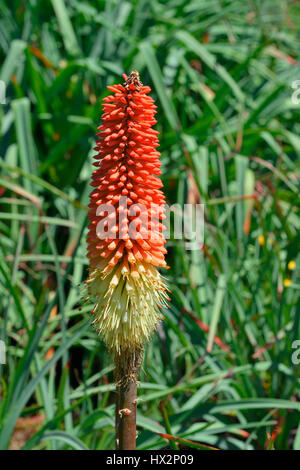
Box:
0;0;300;450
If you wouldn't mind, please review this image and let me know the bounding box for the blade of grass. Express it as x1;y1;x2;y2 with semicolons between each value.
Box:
50;0;81;56
207;274;226;353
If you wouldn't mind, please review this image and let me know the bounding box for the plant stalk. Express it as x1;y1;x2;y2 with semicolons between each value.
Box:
118;379;137;450
115;380;120;450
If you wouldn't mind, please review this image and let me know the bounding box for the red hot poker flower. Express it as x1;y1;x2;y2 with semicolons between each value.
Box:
85;71;169;377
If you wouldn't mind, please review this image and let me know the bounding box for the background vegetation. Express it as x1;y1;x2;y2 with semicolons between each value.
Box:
1;0;300;450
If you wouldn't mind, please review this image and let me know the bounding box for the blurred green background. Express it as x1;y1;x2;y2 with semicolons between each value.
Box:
1;0;300;450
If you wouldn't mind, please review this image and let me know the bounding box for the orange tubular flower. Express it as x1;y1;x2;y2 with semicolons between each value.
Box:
85;71;169;379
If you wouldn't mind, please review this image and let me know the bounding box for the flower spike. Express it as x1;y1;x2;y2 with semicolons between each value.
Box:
85;71;168;384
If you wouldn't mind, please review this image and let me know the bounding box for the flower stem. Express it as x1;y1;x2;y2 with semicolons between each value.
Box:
115;379;120;449
118;379;137;450
115;348;142;450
